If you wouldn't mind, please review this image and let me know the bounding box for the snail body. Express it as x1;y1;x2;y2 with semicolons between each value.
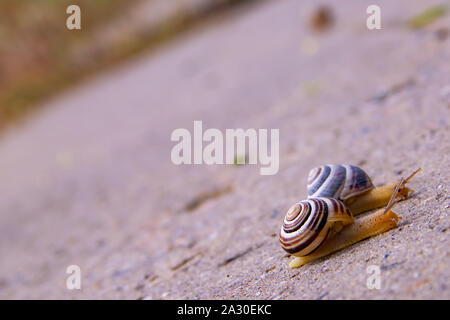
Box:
286;205;399;268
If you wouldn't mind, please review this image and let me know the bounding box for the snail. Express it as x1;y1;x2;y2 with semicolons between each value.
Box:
307;165;420;215
281;168;420;268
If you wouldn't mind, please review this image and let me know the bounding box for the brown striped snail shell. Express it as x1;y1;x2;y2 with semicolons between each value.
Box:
279;197;354;257
307;164;374;201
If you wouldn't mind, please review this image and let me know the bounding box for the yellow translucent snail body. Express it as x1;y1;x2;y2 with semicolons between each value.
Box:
281;167;420;268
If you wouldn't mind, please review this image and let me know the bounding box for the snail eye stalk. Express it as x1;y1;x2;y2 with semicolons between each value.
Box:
343;168;421;216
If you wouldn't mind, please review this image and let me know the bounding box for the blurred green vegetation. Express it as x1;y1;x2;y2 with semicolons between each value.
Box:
0;0;141;129
406;4;448;29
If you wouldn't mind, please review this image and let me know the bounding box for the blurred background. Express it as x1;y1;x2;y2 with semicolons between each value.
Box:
0;0;449;299
0;0;261;130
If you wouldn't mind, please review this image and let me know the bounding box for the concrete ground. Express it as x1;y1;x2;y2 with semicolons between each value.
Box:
0;0;449;299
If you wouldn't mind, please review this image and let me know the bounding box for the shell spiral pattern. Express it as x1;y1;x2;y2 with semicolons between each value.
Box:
279;197;353;256
307;164;374;201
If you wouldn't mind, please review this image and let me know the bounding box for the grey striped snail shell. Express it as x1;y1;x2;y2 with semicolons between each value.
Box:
307;164;374;201
279;197;354;256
